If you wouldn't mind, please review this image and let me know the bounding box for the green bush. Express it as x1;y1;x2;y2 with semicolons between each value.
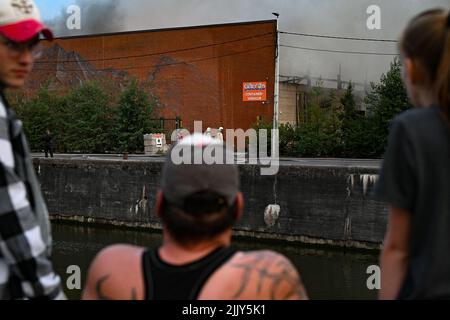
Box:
116;80;155;153
8;78;158;154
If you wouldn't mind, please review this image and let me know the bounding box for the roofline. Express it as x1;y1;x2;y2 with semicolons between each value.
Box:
50;19;277;40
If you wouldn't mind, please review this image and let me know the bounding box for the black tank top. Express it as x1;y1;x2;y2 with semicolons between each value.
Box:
142;246;236;300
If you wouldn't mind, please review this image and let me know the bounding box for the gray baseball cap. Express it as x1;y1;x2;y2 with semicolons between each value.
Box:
161;133;240;208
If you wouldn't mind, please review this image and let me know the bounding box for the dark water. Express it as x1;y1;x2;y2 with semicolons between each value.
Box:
51;222;379;300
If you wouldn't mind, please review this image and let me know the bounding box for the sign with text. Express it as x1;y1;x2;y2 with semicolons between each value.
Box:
243;82;267;102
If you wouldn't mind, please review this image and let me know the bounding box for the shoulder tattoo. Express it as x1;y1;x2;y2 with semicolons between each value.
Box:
229;251;308;299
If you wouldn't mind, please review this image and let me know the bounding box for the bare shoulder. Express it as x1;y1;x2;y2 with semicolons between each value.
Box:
233;249;291;264
199;249;308;300
82;244;146;300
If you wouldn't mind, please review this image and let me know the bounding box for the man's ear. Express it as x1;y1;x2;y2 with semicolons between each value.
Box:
233;192;244;221
155;190;164;218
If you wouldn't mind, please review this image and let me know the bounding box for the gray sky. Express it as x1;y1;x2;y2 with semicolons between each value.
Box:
41;0;450;88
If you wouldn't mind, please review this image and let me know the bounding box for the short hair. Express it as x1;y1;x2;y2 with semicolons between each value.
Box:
160;191;237;245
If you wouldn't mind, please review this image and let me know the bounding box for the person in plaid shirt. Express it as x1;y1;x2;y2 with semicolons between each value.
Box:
0;0;65;299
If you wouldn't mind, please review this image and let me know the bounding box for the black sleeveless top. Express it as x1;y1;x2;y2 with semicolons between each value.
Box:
142;246;236;300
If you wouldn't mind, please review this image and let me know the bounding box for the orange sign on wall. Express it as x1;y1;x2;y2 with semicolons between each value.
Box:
243;82;267;102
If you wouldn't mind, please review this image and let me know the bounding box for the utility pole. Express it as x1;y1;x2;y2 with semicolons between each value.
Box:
337;63;342;90
272;12;280;157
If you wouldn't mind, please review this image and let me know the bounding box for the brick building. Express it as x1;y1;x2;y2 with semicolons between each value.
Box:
29;20;277;133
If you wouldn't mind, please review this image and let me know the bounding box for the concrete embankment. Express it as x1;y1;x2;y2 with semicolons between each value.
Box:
34;157;387;250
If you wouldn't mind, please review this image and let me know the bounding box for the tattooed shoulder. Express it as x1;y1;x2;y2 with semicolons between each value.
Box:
228;250;308;300
95;274;138;300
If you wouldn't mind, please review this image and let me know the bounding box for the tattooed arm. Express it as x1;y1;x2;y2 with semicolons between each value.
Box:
82;245;144;300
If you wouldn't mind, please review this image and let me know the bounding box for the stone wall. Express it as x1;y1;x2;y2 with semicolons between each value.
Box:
35;158;387;249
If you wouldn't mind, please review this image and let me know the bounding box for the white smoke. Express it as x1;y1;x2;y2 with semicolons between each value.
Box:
43;0;449;88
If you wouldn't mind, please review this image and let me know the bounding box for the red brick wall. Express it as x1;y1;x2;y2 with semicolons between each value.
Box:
36;21;276;132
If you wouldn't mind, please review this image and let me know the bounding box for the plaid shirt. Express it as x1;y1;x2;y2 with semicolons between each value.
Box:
0;92;65;300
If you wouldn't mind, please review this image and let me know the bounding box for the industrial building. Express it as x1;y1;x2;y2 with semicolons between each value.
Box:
29;20;277;134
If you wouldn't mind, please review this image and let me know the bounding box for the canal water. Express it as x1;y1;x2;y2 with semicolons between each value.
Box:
51;222;379;300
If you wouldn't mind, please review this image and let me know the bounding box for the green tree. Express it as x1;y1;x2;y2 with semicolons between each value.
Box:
340;81;365;157
365;57;411;156
61;81;115;153
116;80;156;153
9;78;161;154
341;81;356;118
9;85;62;151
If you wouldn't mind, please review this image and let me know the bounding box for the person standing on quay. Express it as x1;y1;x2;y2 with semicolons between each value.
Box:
42;129;53;158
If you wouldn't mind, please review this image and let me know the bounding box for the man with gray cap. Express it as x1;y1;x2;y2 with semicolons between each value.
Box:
0;0;65;299
82;134;307;300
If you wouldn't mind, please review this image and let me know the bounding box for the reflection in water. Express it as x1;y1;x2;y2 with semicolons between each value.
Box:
51;222;379;300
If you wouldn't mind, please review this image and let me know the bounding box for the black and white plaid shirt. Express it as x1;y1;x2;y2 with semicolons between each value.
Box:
0;92;65;300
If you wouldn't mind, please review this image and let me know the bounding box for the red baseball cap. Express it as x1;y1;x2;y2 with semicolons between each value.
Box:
0;0;53;42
